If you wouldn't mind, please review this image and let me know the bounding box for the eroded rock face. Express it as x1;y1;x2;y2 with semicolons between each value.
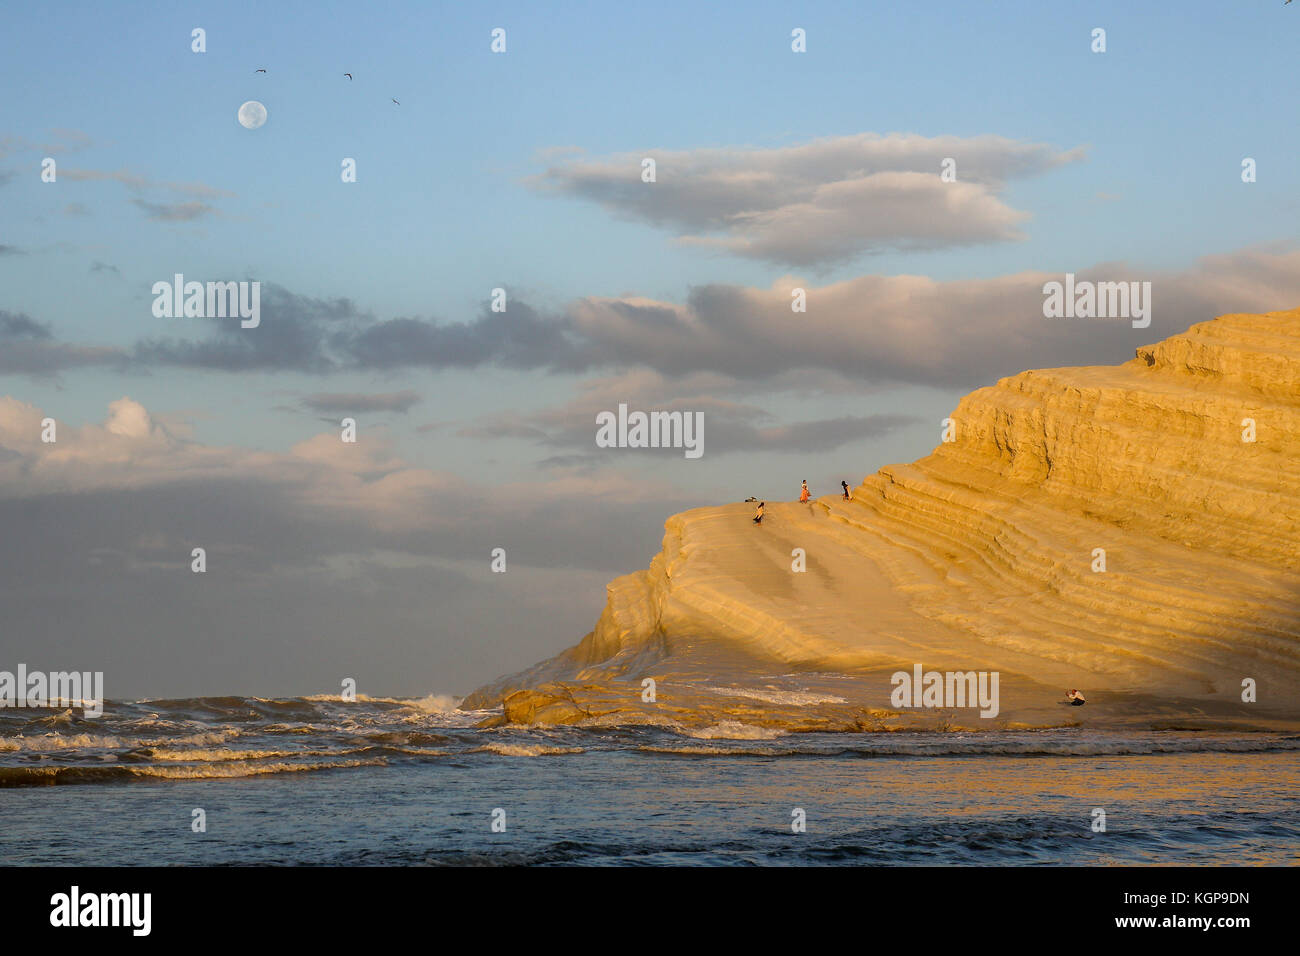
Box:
464;309;1300;732
501;690;591;726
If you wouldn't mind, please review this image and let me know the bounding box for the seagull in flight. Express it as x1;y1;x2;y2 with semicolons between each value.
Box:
391;98;400;105
344;73;352;80
255;68;266;73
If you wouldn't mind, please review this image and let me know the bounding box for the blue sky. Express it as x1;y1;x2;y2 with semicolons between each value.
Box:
1;0;1297;697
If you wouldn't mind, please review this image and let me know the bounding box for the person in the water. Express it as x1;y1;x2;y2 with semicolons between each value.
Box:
1067;688;1086;706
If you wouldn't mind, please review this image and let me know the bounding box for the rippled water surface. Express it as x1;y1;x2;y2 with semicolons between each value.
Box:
2;695;1297;865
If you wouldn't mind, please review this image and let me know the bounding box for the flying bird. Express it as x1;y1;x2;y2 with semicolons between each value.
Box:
255;68;266;73
391;98;400;105
344;73;352;80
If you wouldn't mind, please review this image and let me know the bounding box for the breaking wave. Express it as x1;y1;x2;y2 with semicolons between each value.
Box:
703;686;847;705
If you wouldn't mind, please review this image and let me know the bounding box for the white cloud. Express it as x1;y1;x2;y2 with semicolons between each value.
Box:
530;132;1085;266
557;246;1300;386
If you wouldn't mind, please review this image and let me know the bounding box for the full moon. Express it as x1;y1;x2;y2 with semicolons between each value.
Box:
237;100;267;129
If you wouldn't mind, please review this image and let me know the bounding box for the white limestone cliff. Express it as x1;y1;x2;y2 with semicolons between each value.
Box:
464;309;1300;731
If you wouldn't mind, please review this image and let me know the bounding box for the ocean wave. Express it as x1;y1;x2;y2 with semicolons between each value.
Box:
639;744;783;757
580;712;688;731
0;756;387;787
16;708;86;729
258;723;318;735
478;742;585;757
129;696;324;722
302;693;487;727
0;728;242;753
688;721;786;740
302;692;457;711
137;746;321;763
703;686;847;705
122;743;446;764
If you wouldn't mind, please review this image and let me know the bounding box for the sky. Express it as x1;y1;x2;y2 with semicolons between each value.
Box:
1;0;1298;700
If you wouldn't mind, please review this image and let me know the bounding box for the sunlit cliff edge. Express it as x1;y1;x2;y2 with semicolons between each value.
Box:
463;309;1300;732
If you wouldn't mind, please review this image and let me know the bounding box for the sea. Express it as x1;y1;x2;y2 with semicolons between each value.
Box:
2;694;1297;866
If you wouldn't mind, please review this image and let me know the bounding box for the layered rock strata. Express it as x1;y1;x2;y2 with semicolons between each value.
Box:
465;310;1300;732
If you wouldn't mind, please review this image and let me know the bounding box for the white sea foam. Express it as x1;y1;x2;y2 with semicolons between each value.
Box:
301;692;485;727
704;686;847;705
124;757;387;779
481;742;584;757
144;747;306;762
0;728;241;753
688;721;786;740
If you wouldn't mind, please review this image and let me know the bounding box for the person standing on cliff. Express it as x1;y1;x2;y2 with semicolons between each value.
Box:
841;481;851;500
753;501;765;524
799;480;810;503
